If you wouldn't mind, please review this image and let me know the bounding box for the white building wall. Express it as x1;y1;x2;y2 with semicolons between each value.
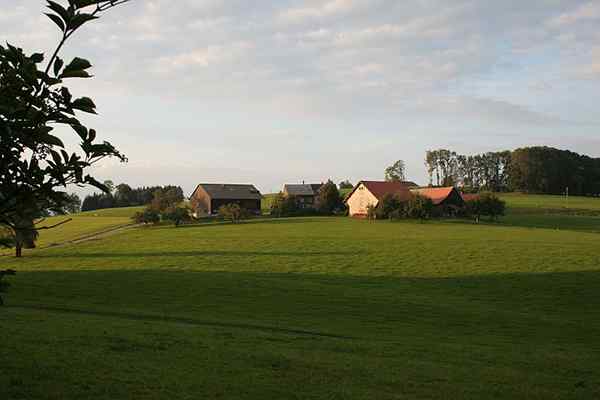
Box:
346;183;379;216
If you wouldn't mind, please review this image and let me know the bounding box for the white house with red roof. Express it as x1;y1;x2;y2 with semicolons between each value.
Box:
344;181;465;217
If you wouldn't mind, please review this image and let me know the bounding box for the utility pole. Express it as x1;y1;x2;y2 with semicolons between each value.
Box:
565;187;569;208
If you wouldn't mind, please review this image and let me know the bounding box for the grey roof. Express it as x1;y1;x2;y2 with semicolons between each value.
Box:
194;184;262;200
283;184;322;196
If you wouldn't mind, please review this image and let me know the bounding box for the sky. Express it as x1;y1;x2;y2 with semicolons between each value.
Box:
3;0;600;196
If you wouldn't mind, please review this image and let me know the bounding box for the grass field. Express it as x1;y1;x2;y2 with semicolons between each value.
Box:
500;193;600;213
1;196;600;399
1;207;143;255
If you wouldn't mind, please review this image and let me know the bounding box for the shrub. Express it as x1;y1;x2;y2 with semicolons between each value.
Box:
219;204;248;223
480;192;506;221
405;195;434;220
376;193;406;219
270;193;299;217
133;208;160;225
366;204;377;221
164;206;192;227
465;192;506;222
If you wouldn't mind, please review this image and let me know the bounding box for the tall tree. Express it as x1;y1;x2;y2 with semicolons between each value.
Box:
315;180;343;214
384;160;406;182
0;0;133;257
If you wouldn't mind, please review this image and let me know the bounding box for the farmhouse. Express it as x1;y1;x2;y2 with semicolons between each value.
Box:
283;183;323;209
190;183;262;215
344;181;464;217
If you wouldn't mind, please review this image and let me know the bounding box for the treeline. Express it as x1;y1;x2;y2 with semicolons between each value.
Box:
82;184;184;212
425;147;600;196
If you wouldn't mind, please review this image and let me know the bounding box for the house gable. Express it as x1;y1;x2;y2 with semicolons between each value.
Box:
345;182;381;217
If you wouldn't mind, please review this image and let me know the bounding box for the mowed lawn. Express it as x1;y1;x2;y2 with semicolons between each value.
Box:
500;193;600;213
2;213;600;399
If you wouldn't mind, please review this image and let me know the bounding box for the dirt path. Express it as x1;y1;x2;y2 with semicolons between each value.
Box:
0;223;141;257
43;223;142;249
7;304;355;340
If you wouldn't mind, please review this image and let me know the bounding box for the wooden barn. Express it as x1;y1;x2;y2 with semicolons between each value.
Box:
190;184;262;215
344;181;464;217
282;183;323;209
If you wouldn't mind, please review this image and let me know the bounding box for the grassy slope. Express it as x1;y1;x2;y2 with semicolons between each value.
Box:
500;193;600;212
36;206;143;248
498;193;600;233
1;207;143;256
2;216;600;399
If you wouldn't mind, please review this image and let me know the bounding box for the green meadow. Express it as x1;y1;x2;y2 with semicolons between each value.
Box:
1;194;600;399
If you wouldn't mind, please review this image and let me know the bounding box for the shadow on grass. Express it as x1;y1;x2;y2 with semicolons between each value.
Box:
6;269;600;341
30;249;362;259
167;216;342;230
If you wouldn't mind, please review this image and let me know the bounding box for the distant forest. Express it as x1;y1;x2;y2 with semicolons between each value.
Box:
82;185;184;212
425;146;600;196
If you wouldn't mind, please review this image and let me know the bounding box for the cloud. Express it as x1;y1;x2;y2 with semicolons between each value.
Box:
549;2;600;26
154;41;255;72
2;0;600;193
279;0;360;22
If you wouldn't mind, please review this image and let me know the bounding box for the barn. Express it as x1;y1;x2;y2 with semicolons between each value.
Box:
344;181;464;217
410;187;466;207
344;181;413;217
190;184;262;215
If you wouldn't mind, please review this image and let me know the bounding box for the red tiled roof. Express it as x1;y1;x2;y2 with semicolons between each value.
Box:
411;187;456;205
461;193;480;202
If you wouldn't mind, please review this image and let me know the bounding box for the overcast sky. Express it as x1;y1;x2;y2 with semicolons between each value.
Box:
3;1;600;195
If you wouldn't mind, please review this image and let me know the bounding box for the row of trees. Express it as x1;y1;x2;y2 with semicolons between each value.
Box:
82;183;184;212
425;149;511;191
369;192;506;222
424;147;600;196
510;147;600;196
270;180;344;217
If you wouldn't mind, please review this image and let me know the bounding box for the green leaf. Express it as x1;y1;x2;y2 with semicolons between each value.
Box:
40;134;65;147
64;57;92;71
69;13;98;31
71;124;88;140
60;57;93;79
54;57;64;76
49;150;62;166
72;0;99;9
88;129;97;142
45;13;66;32
31;53;44;63
84;175;110;193
47;1;70;22
71;97;97;114
60;69;92;79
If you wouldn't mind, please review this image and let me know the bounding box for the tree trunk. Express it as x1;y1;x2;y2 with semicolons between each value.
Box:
15;243;22;258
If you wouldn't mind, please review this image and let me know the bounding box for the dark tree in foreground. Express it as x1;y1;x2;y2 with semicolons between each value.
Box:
0;0;133;257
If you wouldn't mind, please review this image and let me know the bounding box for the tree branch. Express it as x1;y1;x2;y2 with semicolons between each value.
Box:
35;218;72;230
